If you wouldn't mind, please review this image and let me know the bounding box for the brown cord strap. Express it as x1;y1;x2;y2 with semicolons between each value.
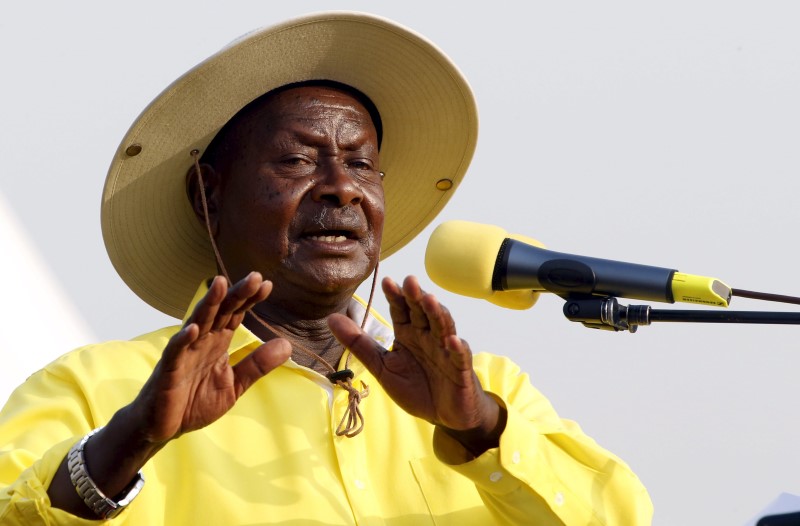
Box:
334;380;370;437
191;150;375;437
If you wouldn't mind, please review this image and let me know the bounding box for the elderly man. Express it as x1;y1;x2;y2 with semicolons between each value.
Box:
0;12;652;525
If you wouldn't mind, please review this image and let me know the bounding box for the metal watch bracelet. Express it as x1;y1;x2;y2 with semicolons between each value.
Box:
66;427;145;519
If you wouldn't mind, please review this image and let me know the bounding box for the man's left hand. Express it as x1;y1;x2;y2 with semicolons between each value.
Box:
328;275;505;455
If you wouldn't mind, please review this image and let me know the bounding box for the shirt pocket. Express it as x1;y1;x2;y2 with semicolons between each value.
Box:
408;456;492;526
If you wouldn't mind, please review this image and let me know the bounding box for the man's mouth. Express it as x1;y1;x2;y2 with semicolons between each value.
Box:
300;207;367;245
303;229;359;243
307;233;349;243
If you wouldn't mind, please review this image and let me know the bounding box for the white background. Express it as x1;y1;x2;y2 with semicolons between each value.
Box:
2;2;799;524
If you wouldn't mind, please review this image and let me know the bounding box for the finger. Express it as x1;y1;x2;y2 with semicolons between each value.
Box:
188;276;228;335
382;276;410;326
232;338;292;396
226;280;272;331
213;272;270;331
211;273;254;331
444;334;474;372
237;279;272;313
419;292;458;341
407;292;464;372
161;323;201;370
328;313;387;379
401;276;430;330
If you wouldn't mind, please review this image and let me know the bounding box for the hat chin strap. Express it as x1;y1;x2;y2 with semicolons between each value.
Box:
191;149;380;438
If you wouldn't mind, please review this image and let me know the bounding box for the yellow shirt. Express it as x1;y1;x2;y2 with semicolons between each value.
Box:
0;286;652;525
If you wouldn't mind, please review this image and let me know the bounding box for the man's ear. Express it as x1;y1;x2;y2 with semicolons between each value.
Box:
185;162;222;236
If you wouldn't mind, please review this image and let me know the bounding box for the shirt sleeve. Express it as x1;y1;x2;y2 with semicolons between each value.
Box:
0;363;119;525
434;353;653;525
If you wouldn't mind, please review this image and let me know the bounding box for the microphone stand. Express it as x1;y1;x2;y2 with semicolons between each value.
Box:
562;289;800;333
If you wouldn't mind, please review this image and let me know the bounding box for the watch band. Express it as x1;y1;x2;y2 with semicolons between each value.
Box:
67;427;145;519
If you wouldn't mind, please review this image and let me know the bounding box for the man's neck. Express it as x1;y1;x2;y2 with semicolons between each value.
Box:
244;301;351;377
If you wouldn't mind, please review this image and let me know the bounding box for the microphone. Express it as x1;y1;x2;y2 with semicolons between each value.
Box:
425;220;732;309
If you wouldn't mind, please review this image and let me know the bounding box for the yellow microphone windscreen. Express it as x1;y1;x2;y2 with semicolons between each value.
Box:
425;221;546;310
425;220;507;299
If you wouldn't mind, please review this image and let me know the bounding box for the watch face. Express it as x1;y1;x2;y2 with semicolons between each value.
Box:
117;473;146;507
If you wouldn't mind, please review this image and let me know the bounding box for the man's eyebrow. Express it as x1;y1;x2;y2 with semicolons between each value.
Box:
270;126;328;146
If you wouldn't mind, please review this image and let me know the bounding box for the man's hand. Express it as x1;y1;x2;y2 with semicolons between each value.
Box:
131;272;292;445
328;275;505;455
49;272;291;518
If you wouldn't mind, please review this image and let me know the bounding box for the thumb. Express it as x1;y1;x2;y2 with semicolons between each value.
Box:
232;338;292;396
327;313;386;377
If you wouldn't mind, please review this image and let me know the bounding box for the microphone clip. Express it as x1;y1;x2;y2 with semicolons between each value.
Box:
563;296;651;333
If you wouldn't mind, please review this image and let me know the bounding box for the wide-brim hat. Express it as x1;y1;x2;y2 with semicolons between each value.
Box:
102;11;478;318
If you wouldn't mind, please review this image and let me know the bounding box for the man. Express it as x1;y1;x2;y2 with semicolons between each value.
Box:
0;12;652;525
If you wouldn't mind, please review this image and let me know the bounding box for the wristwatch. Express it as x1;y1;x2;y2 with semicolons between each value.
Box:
67;427;145;519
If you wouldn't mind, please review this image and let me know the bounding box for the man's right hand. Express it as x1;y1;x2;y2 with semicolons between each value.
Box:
48;272;291;518
129;272;291;445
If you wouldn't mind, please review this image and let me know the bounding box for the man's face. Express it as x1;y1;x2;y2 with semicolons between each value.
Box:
211;86;384;300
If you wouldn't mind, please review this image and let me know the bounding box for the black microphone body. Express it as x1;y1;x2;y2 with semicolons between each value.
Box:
425;220;730;308
495;238;677;303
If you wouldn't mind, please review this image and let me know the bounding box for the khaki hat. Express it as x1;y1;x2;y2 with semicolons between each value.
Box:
102;11;478;318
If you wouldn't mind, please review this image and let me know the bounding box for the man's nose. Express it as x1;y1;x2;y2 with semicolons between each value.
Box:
310;162;364;206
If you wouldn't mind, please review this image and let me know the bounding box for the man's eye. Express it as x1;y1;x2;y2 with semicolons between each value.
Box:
348;163;382;185
347;159;376;171
274;156;316;177
282;156;312;165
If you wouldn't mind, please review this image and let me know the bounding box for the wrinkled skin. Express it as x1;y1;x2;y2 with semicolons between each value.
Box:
203;86;386;312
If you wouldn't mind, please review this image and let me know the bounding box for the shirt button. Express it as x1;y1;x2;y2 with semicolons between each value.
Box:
354;479;366;490
511;451;521;464
489;471;503;482
554;492;565;506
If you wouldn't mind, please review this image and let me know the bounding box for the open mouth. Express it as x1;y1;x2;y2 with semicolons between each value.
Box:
303;230;357;243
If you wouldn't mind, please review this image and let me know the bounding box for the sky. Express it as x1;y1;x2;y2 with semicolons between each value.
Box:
2;1;800;524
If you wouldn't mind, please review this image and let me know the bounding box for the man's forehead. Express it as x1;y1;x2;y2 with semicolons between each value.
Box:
247;86;373;123
219;81;384;150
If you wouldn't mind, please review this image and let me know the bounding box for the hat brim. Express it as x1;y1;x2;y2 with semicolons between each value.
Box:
102;11;478;318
